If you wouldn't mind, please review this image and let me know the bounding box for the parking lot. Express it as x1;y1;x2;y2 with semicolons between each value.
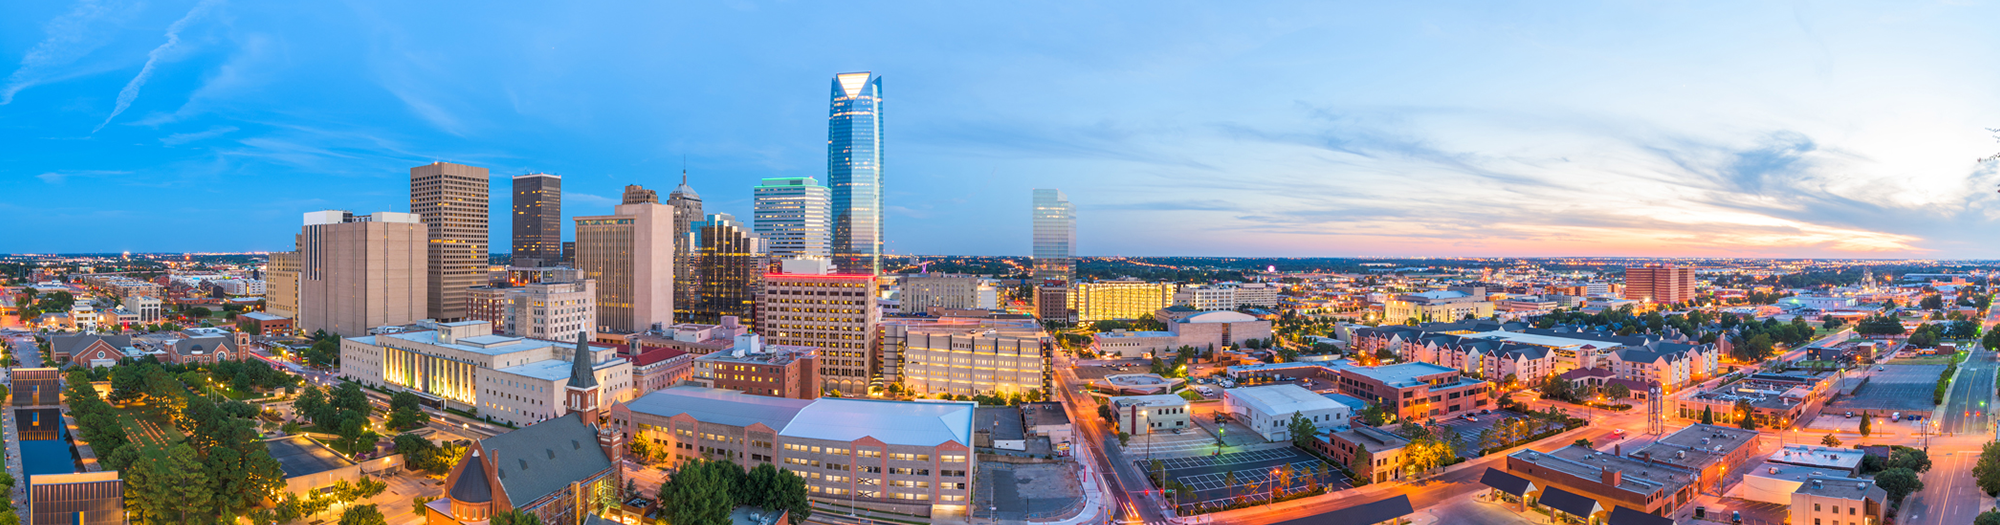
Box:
1135;447;1344;508
1824;364;1945;413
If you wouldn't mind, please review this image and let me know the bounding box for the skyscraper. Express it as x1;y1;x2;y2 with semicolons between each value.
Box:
686;213;764;328
574;192;674;333
1032;189;1075;283
411;161;490;321
1623;264;1696;305
668;171;704;321
511;173;562;266
295;210;428;336
827;71;884;275
753;176;831;259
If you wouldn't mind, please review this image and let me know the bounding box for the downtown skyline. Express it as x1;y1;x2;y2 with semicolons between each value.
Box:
7;2;2000;258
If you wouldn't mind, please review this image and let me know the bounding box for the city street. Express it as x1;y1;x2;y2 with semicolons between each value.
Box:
1896;344;1998;525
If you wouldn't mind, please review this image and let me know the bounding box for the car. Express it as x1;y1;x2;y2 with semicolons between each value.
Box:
1846;411;1855;418
1612;429;1626;437
1462;414;1477;422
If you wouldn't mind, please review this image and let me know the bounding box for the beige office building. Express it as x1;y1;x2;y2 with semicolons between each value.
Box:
759;267;877;396
881;317;1050;398
575;198;675;333
411;161;490;322
339;320;633;427
465;279;596;342
296;211;429;337
267;251;300;319
1072;279;1176;322
899;274;997;312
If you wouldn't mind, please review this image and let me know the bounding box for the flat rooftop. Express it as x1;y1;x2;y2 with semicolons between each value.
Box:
1345;362;1458;387
1514;446;1695;499
1103;374;1175;386
265;435;355;478
1744;459;1853;483
497;357;626;382
1227;384;1348;414
1111;394;1188;408
1095;330;1175;339
1630;423;1759;470
1769;445;1865;471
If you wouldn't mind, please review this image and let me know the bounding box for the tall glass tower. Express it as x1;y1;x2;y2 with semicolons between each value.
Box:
1032;189;1076;284
828;72;883;275
754;176;831;259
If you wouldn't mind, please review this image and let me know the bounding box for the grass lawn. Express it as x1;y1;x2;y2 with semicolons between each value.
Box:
1886;356;1956;365
114;404;187;453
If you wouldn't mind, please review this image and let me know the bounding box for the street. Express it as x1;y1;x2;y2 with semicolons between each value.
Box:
1897;343;1998;525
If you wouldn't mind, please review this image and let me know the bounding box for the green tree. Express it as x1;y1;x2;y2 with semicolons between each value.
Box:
1699;405;1714;425
1974;441;2000;496
1975;510;2000;525
491;510;544;525
1734;399;1757;430
659;459;738;525
1605;383;1631;400
387;406;430;431
1887;446;1932;473
1287;412;1318;450
1821;435;1841;447
127;443;213;524
338;504;387;525
1573;438;1592;448
394;433;441;472
1860;413;1873;437
1875;468;1924;502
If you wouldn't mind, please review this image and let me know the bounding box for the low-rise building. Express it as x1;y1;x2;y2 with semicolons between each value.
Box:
1627;424;1760;495
1332;362;1491;423
690;335;821;399
1090;310;1273;358
28;472;124;525
463;279;596;342
1790;477;1886;525
1768;445;1866;476
1382;291;1493;324
429;413;621;525
338;320;634;427
898;273;998;312
620;345;693;395
48;334;132;368
1319;426;1410;484
237;311;292;336
1021;402;1073;453
1506;445;1697;520
1739;459;1854;505
1109;394;1190;435
1223;384;1351;442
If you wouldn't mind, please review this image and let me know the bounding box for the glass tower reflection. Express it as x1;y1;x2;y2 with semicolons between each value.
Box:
828;71;883;275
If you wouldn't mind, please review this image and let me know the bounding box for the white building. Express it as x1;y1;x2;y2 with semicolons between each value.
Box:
753;176;832;259
1110;394;1189;435
898;274;999;312
492;280;597;342
1223;384;1352;441
129;296;163;323
214;279;267;296
1234;283;1280;308
1174;285;1237;311
338;320;633;427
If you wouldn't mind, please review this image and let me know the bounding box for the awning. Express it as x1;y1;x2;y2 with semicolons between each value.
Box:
1332;494;1414;525
1539;486;1602;519
1480;468;1535;496
1609;506;1674;525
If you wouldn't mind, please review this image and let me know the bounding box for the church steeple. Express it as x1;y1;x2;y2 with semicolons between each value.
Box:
566;332;597;389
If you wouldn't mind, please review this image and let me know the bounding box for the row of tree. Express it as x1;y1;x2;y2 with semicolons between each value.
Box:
294;382;380;454
658;459;812;525
82;363;290;525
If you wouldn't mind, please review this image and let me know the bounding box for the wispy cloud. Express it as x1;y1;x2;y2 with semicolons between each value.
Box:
95;0;223;133
1;0;127;105
159;125;237;145
37;170;133;184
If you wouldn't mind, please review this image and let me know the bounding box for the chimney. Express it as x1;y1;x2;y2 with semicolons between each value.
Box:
1614;444;1622;456
1601;468;1622;486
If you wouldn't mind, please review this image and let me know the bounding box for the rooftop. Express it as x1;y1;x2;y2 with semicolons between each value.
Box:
1331;425;1410;450
264;435;356;478
1743;458;1854;483
624;386;976;447
1793;477;1886;502
1768;444;1866;471
1344;362;1459;387
1111;394;1188;408
1630;423;1759;470
1226;384;1348;415
1513;445;1695;499
239;312;286;321
1096;330;1175;339
975;406;1026;441
496;356;626;382
1467;330;1613;350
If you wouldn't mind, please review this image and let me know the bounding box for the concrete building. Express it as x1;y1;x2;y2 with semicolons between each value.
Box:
1382;291;1494;324
575;196;675;333
1234;283;1281;308
128;295;163;324
759;268;877;396
619;344;693;396
510;173;563;267
411;161;490;322
1223;384;1351;442
753;176;832;259
1506;445;1697;520
1021;402;1074;453
338;321;633;427
1626;424;1760;495
464;280;596;342
899;274;998;313
610;386;976;517
879;317;1050;398
690;334;821;399
1110;394;1190;435
1768;445;1866;476
1334;362;1491;423
1031;189;1075;286
685;213;764;327
1036;283;1069;323
1071;279;1177;322
28;472;124;525
1739;459;1855;505
1624;265;1696;305
1791;478;1886;525
237;312;292;336
266;252;299;319
1173;284;1237;311
1088;310;1273;358
669;174;705;324
295;210;428;337
828;71;885;276
212;278;265;296
429;412;620;525
1319;426;1410;484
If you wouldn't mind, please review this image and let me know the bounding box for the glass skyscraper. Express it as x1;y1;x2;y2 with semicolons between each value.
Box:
754;176;831;259
1032;189;1075;284
828;71;883;275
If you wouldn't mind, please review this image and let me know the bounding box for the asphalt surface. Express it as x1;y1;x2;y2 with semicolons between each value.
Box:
1938;346;1996;436
1896;344;1998;525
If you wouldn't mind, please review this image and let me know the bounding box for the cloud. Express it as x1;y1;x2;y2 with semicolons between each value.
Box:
564;192;617;207
159;125;237;145
37;170;133;184
95;0;223;132
1;0;128;105
1089;200;1240;211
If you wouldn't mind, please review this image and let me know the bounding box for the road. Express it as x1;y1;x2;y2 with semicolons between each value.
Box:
1897;343;1998;525
1052;349;1167;525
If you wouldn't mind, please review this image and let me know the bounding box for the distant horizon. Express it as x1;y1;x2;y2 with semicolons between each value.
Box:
5;252;1994;264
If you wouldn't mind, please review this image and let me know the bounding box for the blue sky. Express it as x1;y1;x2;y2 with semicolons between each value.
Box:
6;2;2000;258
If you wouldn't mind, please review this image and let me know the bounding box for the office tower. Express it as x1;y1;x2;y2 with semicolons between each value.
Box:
1624;264;1696;304
266;252;299;319
561;241;575;265
295;210;428;336
900;273;998;313
759;266;877;396
827;71;884;275
574;193;674;333
1031;189;1075;283
511;173;562;266
464;279;596;342
686;213;763;327
753;177;831;259
410;161;490;322
668;172;704;322
621;184;658;204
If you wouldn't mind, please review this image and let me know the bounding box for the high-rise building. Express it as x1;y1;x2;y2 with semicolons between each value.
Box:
466;269;596;343
881;317;1051;398
296;210;428;337
621;184;658;204
759;266;877;396
686;213;764;327
900;273;998;313
266;252;299;319
510;173;562;266
411;161;490;322
1624;265;1696;305
827;72;884;275
1072;279;1176;322
668;172;705;322
1032;189;1075;283
753;176;831;259
574;196;675;333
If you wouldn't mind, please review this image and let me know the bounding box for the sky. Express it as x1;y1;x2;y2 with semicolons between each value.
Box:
5;2;2000;258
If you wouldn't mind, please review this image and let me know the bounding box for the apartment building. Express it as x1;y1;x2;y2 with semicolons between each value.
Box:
880;317;1050;398
1071;279;1175;322
1624;265;1696;305
1333;362;1491;422
610;386;976;517
690;335;820;399
759;265;877;396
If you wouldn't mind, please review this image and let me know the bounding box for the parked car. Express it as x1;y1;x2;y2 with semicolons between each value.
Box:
1846;411;1856;418
1462;414;1477;422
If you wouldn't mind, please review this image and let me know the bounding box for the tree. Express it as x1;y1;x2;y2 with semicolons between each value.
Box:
1358;403;1391;427
1821;435;1841;447
1859;413;1873;437
339;504;387;525
1887;446;1932;473
1875;467;1924;502
127;443;213;524
491;510;544;525
395;433;441;472
1605;383;1631;401
1118;432;1130;447
387;406;430;431
1573;438;1592;448
659;459;737;525
1349;443;1371;486
1733;400;1757;430
1699;405;1714;425
1287;412;1318;450
1976;510;2000;525
1974;441;2000;496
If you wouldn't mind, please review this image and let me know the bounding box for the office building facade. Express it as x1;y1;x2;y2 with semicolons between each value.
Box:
881;317;1050;398
574;197;675;333
828;72;885;275
411;161;490;322
1072;279;1176;322
686;213;764;327
759;270;877;395
668;174;704;322
296;211;428;337
267;251;299;319
754;176;832;259
510;173;562;266
899;274;997;313
339;320;633;427
1031;189;1075;284
464;280;596;342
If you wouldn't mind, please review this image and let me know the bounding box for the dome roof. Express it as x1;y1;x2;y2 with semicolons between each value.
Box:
1180;311;1258;324
449;450;493;503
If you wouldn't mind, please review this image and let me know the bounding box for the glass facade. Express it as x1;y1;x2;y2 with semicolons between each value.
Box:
754;176;832;259
688;213;764;327
828;72;883;275
511;173;562;265
1031;189;1075;283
